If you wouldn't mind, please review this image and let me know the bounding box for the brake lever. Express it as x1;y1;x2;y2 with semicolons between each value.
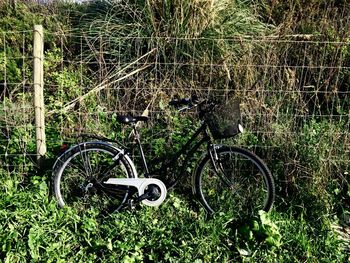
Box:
178;106;189;112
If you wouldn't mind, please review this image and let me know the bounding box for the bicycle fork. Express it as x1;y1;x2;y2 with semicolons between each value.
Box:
208;144;234;188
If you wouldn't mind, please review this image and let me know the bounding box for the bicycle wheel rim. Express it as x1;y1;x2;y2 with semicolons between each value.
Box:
198;148;273;218
55;147;132;213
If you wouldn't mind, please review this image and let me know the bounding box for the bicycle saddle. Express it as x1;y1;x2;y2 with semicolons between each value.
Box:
117;115;149;124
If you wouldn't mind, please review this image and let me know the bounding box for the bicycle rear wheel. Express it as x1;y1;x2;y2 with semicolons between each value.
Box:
194;146;275;218
53;142;135;214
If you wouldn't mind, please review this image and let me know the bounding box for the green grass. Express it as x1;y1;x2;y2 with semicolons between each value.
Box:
0;171;347;262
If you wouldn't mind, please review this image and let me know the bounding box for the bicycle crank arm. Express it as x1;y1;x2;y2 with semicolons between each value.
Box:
104;178;167;207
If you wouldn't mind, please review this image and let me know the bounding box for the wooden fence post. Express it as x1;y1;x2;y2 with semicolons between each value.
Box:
33;25;46;167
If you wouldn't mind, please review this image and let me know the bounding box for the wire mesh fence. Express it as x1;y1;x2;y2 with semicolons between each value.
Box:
0;28;349;176
0;30;36;175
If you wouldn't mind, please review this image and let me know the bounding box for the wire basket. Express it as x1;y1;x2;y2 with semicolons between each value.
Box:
205;98;241;139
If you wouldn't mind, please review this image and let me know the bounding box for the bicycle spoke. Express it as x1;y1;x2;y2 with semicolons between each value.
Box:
79;145;93;176
97;159;119;182
196;146;274;218
54;143;134;214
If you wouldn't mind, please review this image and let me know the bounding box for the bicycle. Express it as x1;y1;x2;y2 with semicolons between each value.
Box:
52;96;275;218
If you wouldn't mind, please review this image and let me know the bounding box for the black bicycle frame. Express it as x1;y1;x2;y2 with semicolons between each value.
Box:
136;122;212;188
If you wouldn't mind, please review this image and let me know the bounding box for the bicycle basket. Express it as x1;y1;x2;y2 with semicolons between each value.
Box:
205;98;241;139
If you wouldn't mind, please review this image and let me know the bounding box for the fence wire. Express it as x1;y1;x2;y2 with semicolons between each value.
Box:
0;31;36;175
0;30;349;176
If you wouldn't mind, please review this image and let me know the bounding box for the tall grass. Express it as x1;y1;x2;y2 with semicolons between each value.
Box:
258;0;350;37
64;0;271;103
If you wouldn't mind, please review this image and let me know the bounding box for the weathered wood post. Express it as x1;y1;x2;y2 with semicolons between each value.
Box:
33;25;46;167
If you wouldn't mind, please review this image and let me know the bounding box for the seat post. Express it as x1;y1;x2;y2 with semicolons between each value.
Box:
132;124;149;174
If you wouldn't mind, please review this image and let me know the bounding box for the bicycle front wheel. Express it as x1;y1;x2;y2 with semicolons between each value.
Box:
194;146;275;218
53;142;135;214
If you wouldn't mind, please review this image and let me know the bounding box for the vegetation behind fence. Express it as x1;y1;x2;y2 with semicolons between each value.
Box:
0;1;349;262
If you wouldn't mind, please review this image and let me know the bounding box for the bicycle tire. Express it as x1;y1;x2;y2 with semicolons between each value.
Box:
53;142;135;213
194;146;275;217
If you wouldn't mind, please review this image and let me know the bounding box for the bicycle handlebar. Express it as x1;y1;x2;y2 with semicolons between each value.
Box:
169;96;204;113
169;95;218;114
169;97;192;107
